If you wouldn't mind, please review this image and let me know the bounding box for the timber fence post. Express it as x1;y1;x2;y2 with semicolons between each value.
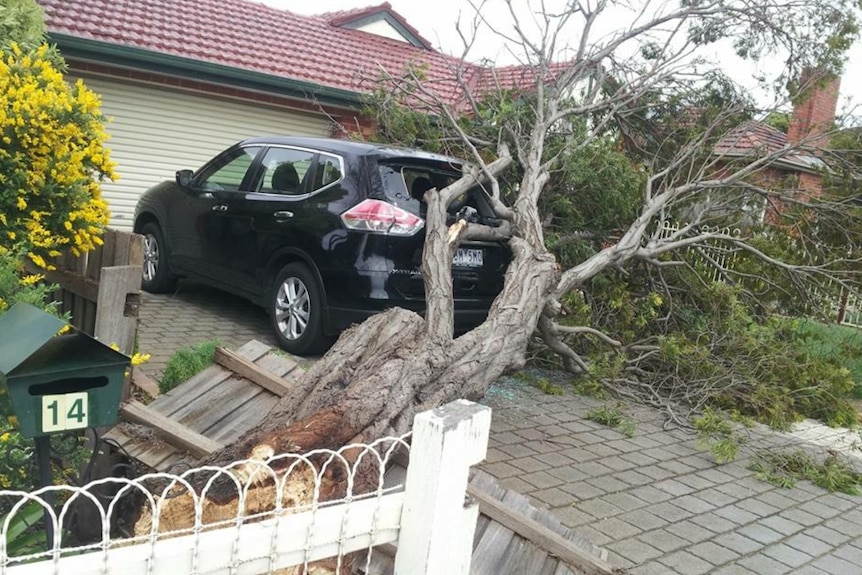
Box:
393;399;491;575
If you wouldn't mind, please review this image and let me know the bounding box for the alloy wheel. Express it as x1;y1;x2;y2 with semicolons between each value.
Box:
143;233;159;283
274;277;311;340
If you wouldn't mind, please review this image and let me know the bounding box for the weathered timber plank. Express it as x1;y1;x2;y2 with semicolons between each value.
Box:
29;264;99;301
470;473;518;575
121;401;224;458
103;424;181;472
256;351;301;378
127;232;144;267
467;480;616;575
153;340;271;415
207;392;279;444
213;347;293;397
131;367;160;398
174;377;262;432
94;265;141;355
99;230;116;277
113;230;131;266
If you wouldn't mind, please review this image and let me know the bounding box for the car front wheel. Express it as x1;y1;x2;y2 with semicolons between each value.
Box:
140;222;176;293
269;263;327;355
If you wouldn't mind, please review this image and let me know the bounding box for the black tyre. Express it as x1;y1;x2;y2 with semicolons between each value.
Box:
269;263;327;355
140;222;177;293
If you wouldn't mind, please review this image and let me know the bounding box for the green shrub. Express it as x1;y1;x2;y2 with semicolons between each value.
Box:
159;340;221;393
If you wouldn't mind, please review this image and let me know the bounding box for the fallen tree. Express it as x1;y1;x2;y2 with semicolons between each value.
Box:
150;0;861;538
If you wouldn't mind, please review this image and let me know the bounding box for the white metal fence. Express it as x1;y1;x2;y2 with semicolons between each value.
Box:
0;400;491;575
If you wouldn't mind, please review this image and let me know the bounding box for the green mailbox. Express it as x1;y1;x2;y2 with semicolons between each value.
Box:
0;302;130;438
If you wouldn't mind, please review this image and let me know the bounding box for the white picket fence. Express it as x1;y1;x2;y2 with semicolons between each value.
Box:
0;400;491;575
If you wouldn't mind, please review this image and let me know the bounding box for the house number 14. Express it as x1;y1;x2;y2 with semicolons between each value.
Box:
41;393;89;433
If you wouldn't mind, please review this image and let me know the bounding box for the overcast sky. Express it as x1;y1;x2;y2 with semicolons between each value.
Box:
264;0;861;117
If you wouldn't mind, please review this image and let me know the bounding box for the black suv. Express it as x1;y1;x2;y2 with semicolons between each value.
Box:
134;137;509;354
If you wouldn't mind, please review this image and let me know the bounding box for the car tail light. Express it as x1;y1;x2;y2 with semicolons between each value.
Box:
341;199;425;236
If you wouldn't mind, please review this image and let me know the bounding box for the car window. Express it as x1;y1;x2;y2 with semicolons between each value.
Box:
259;148;315;195
311;154;343;191
198;147;261;192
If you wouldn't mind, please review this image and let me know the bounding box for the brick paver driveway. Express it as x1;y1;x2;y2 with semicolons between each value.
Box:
138;282;862;574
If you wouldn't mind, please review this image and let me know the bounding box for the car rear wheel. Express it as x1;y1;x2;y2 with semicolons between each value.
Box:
140;222;176;293
269;263;327;355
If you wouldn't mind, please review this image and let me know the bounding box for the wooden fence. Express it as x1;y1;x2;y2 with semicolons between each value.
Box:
30;229;144;355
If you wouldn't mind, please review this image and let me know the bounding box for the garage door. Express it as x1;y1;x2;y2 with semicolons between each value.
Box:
77;75;332;230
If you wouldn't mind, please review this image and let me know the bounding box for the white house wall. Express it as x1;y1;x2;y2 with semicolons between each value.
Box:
77;75;332;230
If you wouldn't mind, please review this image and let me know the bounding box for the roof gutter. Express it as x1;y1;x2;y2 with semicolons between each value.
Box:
47;33;365;109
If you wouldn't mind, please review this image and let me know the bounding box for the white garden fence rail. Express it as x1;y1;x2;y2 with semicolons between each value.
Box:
0;400;491;575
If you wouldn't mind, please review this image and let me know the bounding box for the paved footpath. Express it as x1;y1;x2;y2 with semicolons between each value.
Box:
139;285;862;574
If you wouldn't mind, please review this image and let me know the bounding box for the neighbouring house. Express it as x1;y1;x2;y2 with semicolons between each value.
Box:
38;0;524;230
713;71;841;220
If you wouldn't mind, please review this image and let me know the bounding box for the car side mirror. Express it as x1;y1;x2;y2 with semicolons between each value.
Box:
175;169;194;189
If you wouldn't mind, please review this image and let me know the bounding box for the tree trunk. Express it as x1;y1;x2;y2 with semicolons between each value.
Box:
214;238;558;465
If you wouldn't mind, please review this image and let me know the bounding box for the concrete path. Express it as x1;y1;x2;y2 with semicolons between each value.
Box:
137;284;862;574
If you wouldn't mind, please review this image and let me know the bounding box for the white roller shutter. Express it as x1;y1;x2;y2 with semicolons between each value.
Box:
77;75;332;230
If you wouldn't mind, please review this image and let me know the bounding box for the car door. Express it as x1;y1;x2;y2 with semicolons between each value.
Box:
167;145;262;283
220;146;323;298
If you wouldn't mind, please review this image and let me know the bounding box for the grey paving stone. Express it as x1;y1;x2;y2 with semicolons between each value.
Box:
811;555;862;575
533;451;574;467
738;497;780;517
593;516;643;540
759;515;805;536
628;485;675;504
714;532;764;555
508;455;550;473
834;542;862;566
738;554;794;574
737;523;785;545
576;498;623;519
480;461;523;478
654;478;697;497
660;549;714;575
600;491;648;512
689;512;738;534
604;438;644;454
638;465;679;482
498;476;534;493
560;480;605;500
714;504;762;526
816;492;860;513
666;520;715;543
514;427;548;441
756;490;802;510
649;501;695;523
614;469;655;487
497;442;540;458
530;487;574;507
784;533;834;557
710;565;759;575
520;470;564;489
628;435;665;449
763;542;814;568
574;460;615;478
582;443;623;458
483;447;509;463
585;475;630;494
600;455;638;471
796;500;843;520
688;540;740;565
607;536;664;563
569;523;613;546
715;482;761;500
604;550;635;570
628;561;676;575
696;487;739;507
671;494;717;514
521;439;559;454
638;528;689;552
786;566;831;575
546;465;590;484
694;468;739;485
578;432;609;445
675;473;716;490
824;517;862;538
779;508;827;528
560;446;599;462
618;508;669;531
492;431;526;445
805;524;852;546
552;504;594;527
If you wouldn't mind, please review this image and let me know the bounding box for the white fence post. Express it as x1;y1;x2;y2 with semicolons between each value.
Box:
393;399;491;575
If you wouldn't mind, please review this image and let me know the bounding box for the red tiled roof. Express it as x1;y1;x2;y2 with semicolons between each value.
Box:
714;120;788;157
38;0;477;104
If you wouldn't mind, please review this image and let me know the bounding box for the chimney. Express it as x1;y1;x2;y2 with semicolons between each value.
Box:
787;68;840;150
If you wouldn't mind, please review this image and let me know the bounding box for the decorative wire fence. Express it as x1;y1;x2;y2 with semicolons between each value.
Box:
655;221;740;284
1;435;410;575
0;400;492;575
655;221;860;327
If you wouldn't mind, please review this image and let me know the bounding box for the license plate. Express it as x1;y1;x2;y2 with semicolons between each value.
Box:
453;248;483;267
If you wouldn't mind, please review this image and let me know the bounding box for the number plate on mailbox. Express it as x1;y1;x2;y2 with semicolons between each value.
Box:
41;393;89;433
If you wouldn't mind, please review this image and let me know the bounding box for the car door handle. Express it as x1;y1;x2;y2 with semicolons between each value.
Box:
212;204;228;212
273;210;294;220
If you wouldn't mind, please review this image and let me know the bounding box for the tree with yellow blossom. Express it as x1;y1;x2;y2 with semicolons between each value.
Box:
0;42;116;269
